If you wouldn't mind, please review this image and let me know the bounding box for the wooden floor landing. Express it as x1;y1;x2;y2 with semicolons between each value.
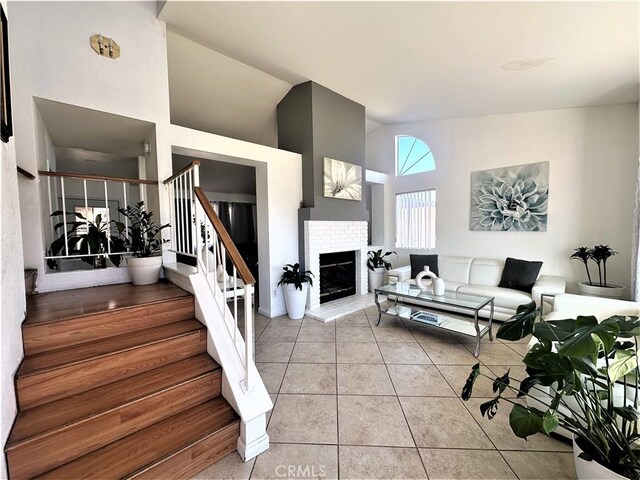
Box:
25;281;191;325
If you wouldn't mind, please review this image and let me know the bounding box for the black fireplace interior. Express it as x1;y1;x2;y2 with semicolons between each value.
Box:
319;250;356;304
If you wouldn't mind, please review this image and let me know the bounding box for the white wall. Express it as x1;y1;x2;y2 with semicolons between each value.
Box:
0;4;25;478
169;125;302;317
367;104;639;296
9;1;171;278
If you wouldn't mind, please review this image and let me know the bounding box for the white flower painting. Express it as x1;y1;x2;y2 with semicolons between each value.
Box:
323;157;362;201
470;161;549;232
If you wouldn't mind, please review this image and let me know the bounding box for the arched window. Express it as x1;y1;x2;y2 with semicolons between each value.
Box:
395;135;435;176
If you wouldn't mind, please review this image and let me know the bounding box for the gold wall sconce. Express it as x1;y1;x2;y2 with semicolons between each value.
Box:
90;34;120;59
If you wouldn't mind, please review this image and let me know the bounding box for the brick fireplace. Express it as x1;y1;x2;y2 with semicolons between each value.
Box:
304;221;368;311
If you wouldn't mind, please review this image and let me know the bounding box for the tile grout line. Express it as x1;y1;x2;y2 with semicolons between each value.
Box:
371;306;430;480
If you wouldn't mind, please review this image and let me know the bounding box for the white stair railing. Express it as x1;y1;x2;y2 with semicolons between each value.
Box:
39;169;158;266
164;162;255;392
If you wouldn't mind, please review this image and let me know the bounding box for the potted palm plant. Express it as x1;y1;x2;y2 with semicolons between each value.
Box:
47;211;124;270
278;263;314;320
462;302;639;480
571;245;625;298
367;249;397;292
114;202;169;285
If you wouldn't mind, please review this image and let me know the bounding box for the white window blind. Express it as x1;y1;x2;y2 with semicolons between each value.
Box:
395;190;436;249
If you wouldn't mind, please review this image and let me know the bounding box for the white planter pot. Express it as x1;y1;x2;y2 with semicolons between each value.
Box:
282;283;309;320
578;282;625;299
368;267;385;293
127;256;163;286
572;437;626;480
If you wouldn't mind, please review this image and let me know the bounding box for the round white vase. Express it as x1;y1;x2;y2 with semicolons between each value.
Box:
368;267;385;292
127;256;163;285
577;282;625;299
572;437;626;480
415;266;433;292
283;283;309;320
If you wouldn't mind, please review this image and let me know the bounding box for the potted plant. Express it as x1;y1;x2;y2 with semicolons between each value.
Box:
277;263;314;320
571;245;625;299
367;249;397;292
115;202;170;285
462;302;639;480
47;211;124;270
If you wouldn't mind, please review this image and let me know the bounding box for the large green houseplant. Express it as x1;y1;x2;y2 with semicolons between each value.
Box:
571;245;625;298
367;249;396;292
47;211;124;270
278;263;314;320
114;201;170;285
463;302;639;479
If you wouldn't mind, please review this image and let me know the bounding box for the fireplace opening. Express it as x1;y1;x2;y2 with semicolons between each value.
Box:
319;250;356;304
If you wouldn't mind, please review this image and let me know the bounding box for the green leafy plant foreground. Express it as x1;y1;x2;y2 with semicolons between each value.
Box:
47;211;125;269
114;202;170;258
462;301;639;479
278;263;314;291
366;249;397;271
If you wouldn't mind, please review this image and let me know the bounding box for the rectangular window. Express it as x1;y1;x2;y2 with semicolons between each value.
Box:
395;190;436;249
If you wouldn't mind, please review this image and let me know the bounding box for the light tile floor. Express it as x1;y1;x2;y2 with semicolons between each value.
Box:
194;305;576;480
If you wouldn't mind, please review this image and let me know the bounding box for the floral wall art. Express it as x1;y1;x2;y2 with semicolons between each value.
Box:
323;157;362;201
470;161;549;231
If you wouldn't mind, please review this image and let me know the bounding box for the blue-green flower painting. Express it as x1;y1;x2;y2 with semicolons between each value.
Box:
470;162;549;231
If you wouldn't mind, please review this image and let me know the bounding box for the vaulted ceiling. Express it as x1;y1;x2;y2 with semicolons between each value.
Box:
160;1;639;148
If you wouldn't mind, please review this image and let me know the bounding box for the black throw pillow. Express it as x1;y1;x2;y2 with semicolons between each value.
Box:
410;254;439;278
498;257;543;293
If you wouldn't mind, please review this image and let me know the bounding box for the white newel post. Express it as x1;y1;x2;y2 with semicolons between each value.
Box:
237;414;269;461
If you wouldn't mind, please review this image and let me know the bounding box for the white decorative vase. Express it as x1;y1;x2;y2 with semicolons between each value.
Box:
127;256;163;286
283;283;309;320
432;277;445;296
572;437;626;480
368;267;385;292
578;282;625;299
415;266;433;292
416;266;444;295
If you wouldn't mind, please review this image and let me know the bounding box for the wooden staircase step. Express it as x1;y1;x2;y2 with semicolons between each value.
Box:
7;357;222;479
9;354;219;444
16;320;207;409
38;398;240;480
23;283;194;355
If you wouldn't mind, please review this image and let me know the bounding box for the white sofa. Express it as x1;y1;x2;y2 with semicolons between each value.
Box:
546;293;640;321
388;255;566;321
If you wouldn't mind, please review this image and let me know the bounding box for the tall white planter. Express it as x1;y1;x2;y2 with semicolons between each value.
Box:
368;267;385;292
577;282;625;299
573;438;626;480
283;283;309;320
127;256;163;285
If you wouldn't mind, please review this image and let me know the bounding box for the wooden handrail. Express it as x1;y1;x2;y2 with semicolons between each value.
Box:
17;166;36;180
163;160;201;185
194;187;256;285
38;170;157;185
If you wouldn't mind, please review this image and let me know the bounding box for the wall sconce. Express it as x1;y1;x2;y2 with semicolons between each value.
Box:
90;34;120;59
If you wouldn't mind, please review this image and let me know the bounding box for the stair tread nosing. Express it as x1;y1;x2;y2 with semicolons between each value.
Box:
8;354;220;447
18;319;205;377
38;398;240;480
24;281;191;326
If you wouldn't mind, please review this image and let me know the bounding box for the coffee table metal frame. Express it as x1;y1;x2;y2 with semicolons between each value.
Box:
374;284;495;357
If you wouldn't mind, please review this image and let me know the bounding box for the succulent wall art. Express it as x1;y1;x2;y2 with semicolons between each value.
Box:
470;161;549;231
323;157;362;201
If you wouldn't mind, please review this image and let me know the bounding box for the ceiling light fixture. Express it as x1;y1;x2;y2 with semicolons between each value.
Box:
502;57;554;71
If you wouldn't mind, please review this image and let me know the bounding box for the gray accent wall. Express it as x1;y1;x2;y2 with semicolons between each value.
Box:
278;81;368;264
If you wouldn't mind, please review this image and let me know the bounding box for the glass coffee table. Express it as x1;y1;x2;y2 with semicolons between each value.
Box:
374;283;495;356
